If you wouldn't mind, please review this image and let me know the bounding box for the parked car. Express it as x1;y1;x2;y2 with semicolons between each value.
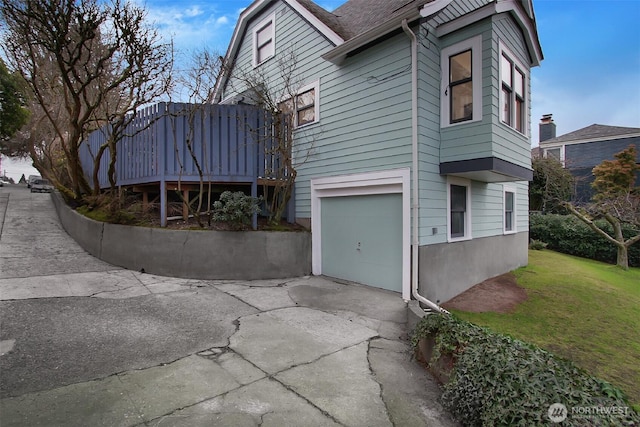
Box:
30;178;54;193
0;178;9;187
27;175;41;188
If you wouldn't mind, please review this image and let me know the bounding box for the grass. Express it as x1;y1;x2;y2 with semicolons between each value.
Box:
450;249;640;410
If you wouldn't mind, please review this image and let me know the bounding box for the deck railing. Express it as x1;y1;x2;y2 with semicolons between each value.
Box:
80;102;284;189
79;102;290;226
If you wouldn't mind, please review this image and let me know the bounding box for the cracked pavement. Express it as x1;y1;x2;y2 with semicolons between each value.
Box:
0;186;457;426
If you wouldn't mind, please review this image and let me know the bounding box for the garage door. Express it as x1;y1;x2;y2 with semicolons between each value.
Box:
320;193;403;293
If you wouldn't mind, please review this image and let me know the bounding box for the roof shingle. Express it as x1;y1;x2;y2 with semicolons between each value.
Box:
542;124;640;144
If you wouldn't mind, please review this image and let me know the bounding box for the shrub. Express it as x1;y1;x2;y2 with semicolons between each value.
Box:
412;314;640;426
529;214;640;267
528;239;548;250
212;191;261;230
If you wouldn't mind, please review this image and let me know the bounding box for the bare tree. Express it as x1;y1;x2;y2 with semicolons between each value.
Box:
166;49;224;227
224;50;315;225
1;0;172;202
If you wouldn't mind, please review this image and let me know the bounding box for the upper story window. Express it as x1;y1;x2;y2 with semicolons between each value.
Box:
450;50;473;123
499;44;528;134
447;177;472;241
279;81;320;128
254;14;275;66
441;35;483;128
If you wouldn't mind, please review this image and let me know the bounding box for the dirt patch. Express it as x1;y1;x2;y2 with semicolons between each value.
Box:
441;273;527;314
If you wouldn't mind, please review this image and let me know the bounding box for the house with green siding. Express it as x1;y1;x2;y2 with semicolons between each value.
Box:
214;0;543;308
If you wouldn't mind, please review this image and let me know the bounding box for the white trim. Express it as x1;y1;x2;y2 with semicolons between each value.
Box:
253;13;276;67
496;0;543;67
543;146;565;165
214;0;343;100
311;169;411;301
435;1;542;67
420;0;454;18
498;41;529;137
435;4;494;38
446;176;472;242
440;35;483;128
540;132;640;147
285;1;343;46
503;185;517;234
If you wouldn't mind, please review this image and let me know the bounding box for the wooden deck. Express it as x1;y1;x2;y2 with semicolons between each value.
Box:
79;102;290;226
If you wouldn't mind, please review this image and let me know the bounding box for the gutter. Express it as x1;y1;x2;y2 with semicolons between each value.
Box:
401;19;449;315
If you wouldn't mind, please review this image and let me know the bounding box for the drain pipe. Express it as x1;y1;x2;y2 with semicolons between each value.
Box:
402;19;448;314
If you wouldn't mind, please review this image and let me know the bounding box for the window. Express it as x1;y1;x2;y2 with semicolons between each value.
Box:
441;35;482;127
499;45;527;134
544;147;564;165
279;81;319;127
450;50;473;123
447;178;472;241
254;14;275;66
503;187;516;234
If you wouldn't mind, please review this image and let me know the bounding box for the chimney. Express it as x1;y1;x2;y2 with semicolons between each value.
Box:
539;114;556;143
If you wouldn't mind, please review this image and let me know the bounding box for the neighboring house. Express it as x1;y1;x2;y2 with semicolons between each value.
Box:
214;0;543;305
538;114;640;203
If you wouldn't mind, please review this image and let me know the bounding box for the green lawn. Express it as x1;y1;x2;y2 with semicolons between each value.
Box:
451;250;640;409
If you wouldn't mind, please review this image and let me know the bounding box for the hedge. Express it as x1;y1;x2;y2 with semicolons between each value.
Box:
529;214;640;267
412;314;640;426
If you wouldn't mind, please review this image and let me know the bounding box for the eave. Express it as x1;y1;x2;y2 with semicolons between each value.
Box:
440;157;533;182
435;0;543;67
322;0;453;65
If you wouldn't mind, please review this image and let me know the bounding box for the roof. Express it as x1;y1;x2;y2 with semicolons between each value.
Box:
541;124;640;145
214;0;542;100
331;0;434;40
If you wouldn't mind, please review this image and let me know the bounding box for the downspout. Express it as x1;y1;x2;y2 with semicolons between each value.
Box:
402;19;448;314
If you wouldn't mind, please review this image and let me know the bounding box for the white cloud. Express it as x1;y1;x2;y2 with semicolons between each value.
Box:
144;2;234;56
184;6;203;17
215;16;229;26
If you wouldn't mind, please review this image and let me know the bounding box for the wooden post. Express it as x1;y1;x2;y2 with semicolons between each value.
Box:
183;189;189;220
160;180;167;227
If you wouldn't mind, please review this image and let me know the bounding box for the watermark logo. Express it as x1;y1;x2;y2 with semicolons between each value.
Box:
547;403;630;423
548;403;568;423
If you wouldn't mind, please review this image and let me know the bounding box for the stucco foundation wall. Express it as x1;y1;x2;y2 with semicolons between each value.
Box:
418;232;528;304
53;194;312;280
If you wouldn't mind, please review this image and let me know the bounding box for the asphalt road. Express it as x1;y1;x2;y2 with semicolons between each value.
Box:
0;184;457;427
0;184;255;398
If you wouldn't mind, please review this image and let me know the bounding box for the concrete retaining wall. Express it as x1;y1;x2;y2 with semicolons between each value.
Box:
418;232;529;304
52;194;312;280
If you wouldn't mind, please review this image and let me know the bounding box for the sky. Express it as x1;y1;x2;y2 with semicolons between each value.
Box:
2;0;639;181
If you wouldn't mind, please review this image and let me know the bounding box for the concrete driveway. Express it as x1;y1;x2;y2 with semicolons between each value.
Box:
0;184;457;427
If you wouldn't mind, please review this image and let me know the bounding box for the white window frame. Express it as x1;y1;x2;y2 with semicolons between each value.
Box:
279;80;320;128
503;185;517;234
447;176;472;242
293;81;320;128
543;145;565;166
440;35;483;128
499;42;529;135
253;13;275;67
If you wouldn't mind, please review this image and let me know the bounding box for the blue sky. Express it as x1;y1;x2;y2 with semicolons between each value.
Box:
3;0;639;180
